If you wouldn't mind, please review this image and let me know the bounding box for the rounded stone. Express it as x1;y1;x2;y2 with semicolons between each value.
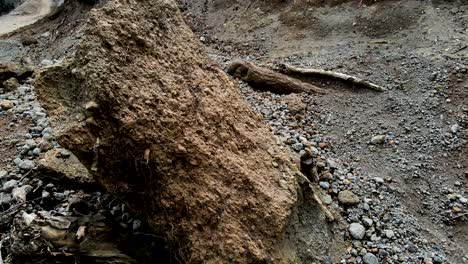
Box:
338;190;360;205
349;223;366;240
363;253;379;264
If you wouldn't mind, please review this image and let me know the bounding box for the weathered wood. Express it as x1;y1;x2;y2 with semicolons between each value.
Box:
227;60;328;94
278;64;386;92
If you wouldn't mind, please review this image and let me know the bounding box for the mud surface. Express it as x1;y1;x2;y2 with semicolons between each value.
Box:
185;0;468;263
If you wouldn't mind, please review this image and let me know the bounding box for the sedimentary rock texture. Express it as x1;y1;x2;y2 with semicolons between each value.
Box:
35;0;300;262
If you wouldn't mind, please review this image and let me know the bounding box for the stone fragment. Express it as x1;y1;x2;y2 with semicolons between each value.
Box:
349;223;366;240
38;148;94;184
363;253;379;264
0;99;14;110
371;135;386;145
338;190;360;205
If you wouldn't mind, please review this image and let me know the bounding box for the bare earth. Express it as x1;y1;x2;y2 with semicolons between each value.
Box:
0;0;55;36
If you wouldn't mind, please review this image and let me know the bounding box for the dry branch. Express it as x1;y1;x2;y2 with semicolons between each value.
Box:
278;64;386;92
227;60;328;94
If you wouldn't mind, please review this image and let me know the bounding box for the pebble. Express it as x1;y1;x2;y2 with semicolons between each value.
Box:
459;197;467;204
41;59;53;66
0;170;7;178
0;100;14;110
321;194;333;205
0;192;12;205
3;179;18;190
363;253;379;264
292;142;303;152
373;177;384;184
362;218;373;227
349;223;366;240
371;135;386;145
338;190;360;205
450;124;460;133
319;181;330;190
385;229;395;239
18;160;35;170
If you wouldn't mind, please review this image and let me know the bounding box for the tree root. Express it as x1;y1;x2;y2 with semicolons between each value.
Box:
227;60;328;94
277;64;386;92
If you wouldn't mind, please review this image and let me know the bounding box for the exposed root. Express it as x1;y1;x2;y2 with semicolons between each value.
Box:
277;64;386;92
227;60;328;94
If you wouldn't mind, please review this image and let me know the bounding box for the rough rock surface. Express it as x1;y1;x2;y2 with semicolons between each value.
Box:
37;148;93;184
34;0;305;262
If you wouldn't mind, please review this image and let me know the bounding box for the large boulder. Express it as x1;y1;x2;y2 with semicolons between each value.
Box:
35;0;303;262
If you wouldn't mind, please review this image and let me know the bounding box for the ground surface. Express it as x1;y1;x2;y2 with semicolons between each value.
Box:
0;0;56;36
185;0;467;263
0;0;466;263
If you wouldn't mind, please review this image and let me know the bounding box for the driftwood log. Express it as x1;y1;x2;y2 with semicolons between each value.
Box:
278;63;386;92
227;60;328;94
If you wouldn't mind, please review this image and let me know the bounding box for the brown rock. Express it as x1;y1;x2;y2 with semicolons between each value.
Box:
20;35;38;46
0;100;14;110
34;0;306;262
338;190;360;205
3;77;19;91
37;148;94;184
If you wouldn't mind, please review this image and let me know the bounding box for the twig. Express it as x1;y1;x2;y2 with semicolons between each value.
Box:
277;64;386;92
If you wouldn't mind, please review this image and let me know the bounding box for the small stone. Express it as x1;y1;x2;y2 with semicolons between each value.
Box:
22;211;37;226
0;100;14;110
292;142;304;152
319;181;330;190
326;159;338;169
349;223;366;240
0;170;7;178
18;160;35;170
321;194;333;205
459;197;467;204
3;77;20;91
12;185;32;202
318;142;328;149
338;190;360;205
0;192;12;205
54;192;65;200
41;59;53;66
33;148;41;156
42;191;50;198
3;179;18;190
371;135;386;145
407;244;418;253
20;35;38;46
132;219;142;230
362;218;373;227
451;124;460;133
373;177;384;184
363;253;379;264
384;229;395;239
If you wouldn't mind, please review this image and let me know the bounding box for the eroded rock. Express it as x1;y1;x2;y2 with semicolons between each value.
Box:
37;148;93;184
34;0;304;262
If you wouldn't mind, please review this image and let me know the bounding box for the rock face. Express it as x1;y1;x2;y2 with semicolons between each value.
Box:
35;0;301;262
